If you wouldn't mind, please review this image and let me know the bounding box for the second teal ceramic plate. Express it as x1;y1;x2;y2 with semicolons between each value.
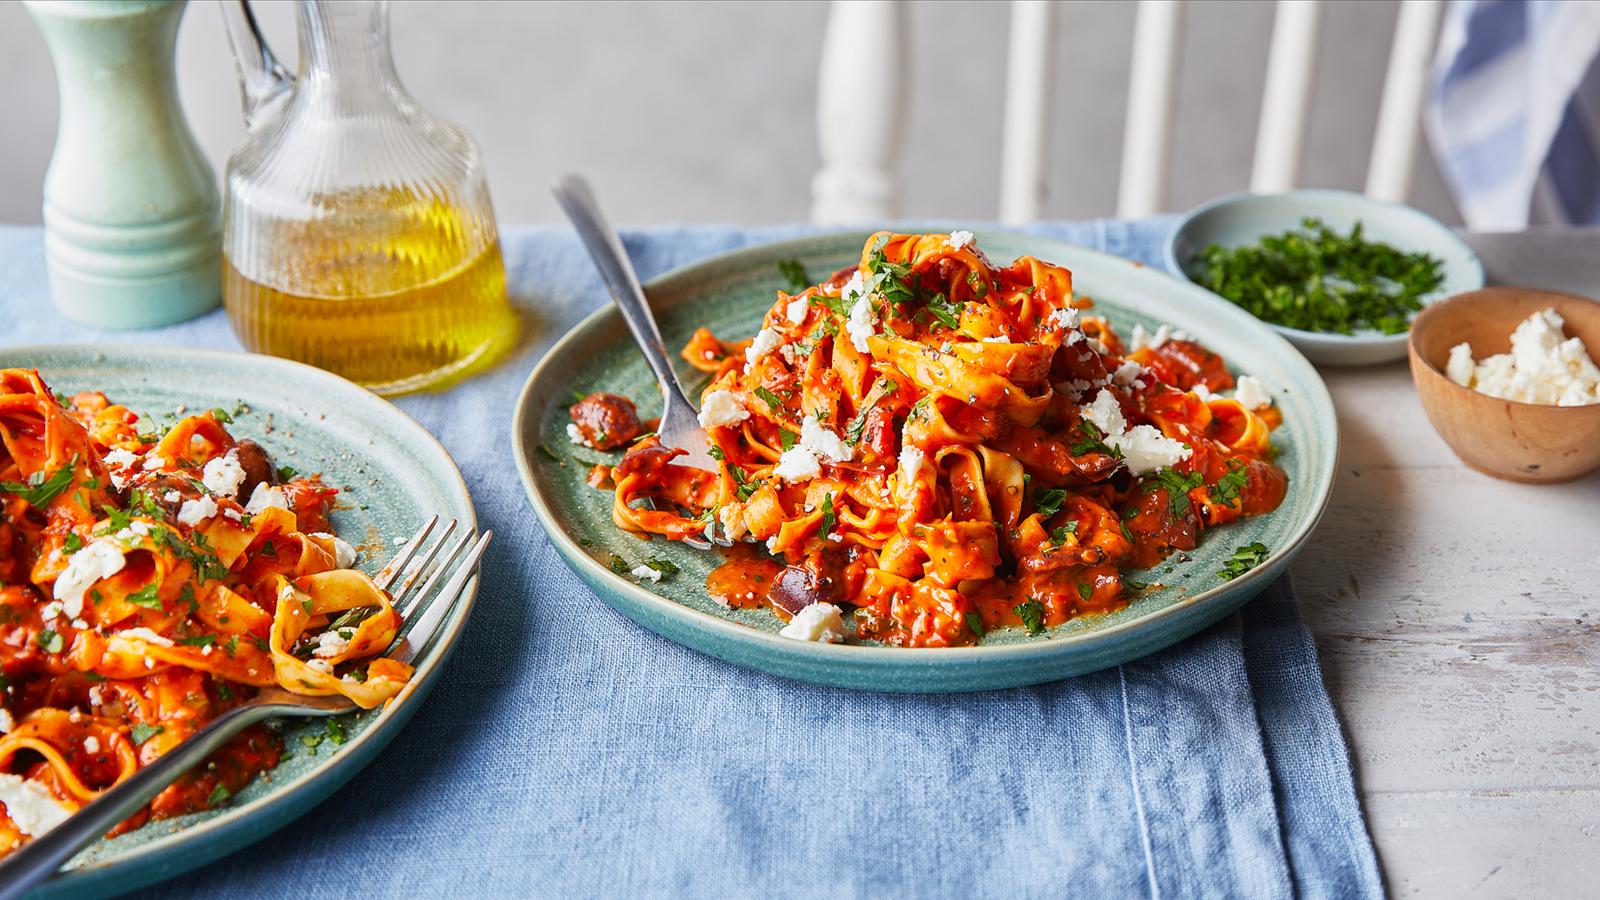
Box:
1;345;478;899
512;231;1337;692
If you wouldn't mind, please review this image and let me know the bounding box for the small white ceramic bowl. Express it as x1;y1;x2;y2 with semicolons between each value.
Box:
1165;189;1485;366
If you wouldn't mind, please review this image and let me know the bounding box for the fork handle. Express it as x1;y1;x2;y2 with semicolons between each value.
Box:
0;703;270;900
551;174;701;420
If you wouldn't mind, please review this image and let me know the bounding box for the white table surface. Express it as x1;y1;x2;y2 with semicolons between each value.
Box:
1289;230;1599;898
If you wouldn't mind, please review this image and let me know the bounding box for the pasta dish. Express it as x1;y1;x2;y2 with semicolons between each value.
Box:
575;232;1288;648
0;369;410;854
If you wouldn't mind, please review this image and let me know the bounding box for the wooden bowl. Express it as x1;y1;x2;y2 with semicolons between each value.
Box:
1408;287;1600;483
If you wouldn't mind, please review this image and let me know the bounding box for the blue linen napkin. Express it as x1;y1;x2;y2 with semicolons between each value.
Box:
0;220;1381;899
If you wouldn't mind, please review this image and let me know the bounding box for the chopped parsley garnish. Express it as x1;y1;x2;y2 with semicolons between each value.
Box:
726;462;758;501
1144;467;1204;519
130;723;164;745
63;533;83;554
276;465;298;481
908;396;933;422
818;493;837;542
1212;461;1250;507
643;557;680;578
966;610;986;639
206;783;232;806
779;429;797;452
1193;217;1444;335
325;717;347;745
1014;600;1045;635
923;292;962;330
1070;421;1120;458
966;270;990;299
0;464;76;509
300;733;324;751
864;236;917;311
1123;577;1150;592
777;258;811;293
607;555;630;575
845;379;895;445
1076;582;1094;601
37;629;63;653
1049;522;1077;545
126;582;163;610
1218;542;1270;580
178;633;217;647
209;407;234;424
753;386;786;412
1032;488;1068;520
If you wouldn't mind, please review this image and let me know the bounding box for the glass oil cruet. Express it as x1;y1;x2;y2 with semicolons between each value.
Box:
220;0;516;395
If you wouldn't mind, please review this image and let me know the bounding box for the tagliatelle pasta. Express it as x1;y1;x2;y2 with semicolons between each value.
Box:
0;369;411;854
583;232;1289;648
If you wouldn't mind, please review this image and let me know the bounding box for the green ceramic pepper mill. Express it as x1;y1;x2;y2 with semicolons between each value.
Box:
26;0;221;329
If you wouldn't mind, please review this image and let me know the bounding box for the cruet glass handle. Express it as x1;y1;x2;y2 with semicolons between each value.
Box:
220;0;294;130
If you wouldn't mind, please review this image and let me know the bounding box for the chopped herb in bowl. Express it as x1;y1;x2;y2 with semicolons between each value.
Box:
1192;217;1445;336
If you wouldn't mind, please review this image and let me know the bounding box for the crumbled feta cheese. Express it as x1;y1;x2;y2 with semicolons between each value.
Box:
778;602;848;643
1446;308;1600;406
947;230;975;250
311;629;350;659
393;535;409;547
176;494;218;527
840;270;866;305
898;444;925;481
1106;425;1192;476
697;390;750;429
0;709;12;734
1192;383;1215;402
117;627;173;647
1233;375;1273;410
1113;361;1145;388
201;452;247;498
630;564;662;583
718;504;748;542
103;447;137;469
786;297;808;324
981;335;1010;343
1446;342;1476;386
1064;329;1087;347
163;490;180;503
1130;323;1164;352
773;446;822;483
799;416;852;463
306;658;334;674
82;736;99;754
778;343;801;366
142;456;168;472
53;540;126;619
244;482;289;514
845;291;875;354
745;326;784;366
566;422;595;448
1081;389;1126;437
0;774;73;837
310;532;358;568
71;618;86;630
1049;307;1080;330
39;602;62;622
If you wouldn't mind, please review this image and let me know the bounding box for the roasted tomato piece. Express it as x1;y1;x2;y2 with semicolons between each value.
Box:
569;392;646;450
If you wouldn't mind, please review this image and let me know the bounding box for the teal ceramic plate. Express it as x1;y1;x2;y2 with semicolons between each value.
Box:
0;345;477;899
1165;189;1485;367
513;231;1337;692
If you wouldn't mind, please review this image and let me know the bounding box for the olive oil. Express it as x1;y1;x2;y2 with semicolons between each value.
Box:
223;188;517;395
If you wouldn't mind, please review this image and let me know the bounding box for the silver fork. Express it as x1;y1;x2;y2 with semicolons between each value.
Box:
0;517;492;900
551;174;717;473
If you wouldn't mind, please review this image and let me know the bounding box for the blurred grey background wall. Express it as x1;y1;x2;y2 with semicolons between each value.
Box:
0;0;1459;226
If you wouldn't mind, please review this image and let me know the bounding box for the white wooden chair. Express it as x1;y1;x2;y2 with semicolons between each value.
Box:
810;0;1444;224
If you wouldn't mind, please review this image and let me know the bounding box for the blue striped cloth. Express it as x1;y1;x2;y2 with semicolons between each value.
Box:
1428;0;1600;227
0;221;1382;898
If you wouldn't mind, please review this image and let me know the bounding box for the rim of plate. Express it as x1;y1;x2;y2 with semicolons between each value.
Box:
511;228;1338;667
1;344;479;892
1164;188;1486;346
